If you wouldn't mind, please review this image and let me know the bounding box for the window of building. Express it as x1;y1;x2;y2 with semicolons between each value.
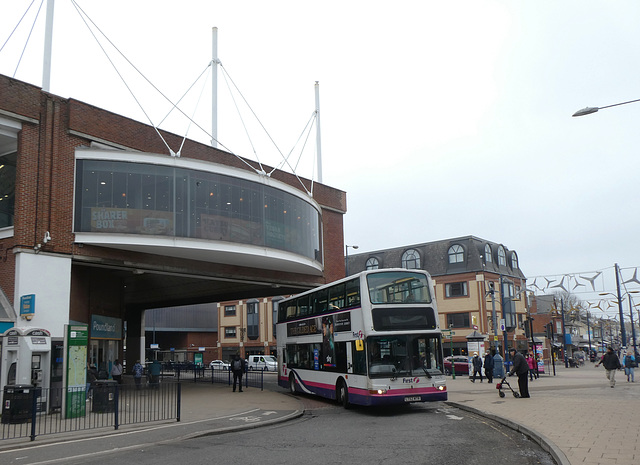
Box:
445;282;468;297
73;158;322;263
0;117;18;229
511;252;518;269
224;305;236;316
498;246;506;266
447;313;470;328
448;244;464;264
272;296;284;338
514;285;521;300
484;244;492;263
401;249;420;269
224;327;237;338
247;300;259;340
366;257;379;270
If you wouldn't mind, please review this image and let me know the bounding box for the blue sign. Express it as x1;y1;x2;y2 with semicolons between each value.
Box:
91;315;122;339
20;294;35;317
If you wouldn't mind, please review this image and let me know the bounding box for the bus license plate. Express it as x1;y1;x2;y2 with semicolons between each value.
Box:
404;396;421;402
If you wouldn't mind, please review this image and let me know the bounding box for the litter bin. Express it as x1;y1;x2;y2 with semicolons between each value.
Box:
92;380;118;413
2;384;35;424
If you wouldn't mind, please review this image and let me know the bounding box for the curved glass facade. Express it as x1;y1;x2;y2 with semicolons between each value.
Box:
74;159;322;263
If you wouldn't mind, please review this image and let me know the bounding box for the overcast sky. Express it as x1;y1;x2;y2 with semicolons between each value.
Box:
3;1;640;311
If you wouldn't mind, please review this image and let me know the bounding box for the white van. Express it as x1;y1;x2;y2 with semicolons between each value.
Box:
246;355;277;371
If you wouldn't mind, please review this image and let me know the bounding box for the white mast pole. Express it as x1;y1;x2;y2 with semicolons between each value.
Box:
315;81;323;184
211;27;218;148
42;0;55;92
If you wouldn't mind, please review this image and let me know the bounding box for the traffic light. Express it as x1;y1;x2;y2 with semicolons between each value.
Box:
545;323;554;339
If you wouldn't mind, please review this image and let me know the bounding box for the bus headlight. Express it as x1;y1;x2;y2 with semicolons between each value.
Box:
370;389;388;395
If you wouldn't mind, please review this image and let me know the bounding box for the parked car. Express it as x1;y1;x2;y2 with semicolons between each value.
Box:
443;355;471;376
246;355;277;371
209;360;230;370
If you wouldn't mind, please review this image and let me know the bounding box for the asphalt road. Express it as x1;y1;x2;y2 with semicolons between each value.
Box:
2;392;556;465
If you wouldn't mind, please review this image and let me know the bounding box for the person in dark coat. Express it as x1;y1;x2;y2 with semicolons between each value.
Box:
231;352;246;392
595;346;622;388
471;352;483;382
484;350;495;383
508;348;530;398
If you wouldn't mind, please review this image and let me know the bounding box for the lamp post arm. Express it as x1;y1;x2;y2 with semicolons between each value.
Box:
573;97;640;117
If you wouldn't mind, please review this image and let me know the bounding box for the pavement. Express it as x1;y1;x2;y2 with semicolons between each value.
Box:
1;365;638;465
445;363;640;465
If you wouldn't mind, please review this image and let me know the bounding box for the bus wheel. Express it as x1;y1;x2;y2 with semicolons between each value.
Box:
337;380;350;409
289;374;297;395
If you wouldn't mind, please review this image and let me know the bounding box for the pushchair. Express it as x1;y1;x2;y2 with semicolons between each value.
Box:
496;376;520;398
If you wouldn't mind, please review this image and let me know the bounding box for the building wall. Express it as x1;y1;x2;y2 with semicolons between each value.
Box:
0;74;347;370
217;297;279;360
346;237;529;355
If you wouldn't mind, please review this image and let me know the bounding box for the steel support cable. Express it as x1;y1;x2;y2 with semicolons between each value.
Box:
70;0;174;154
71;1;229;157
72;2;261;170
220;64;265;173
158;62;211;128
8;0;44;78
175;61;211;157
219;63;314;193
0;0;38;55
71;1;314;194
268;110;317;196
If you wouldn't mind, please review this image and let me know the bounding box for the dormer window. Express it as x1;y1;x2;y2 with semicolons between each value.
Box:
401;249;420;269
448;244;464;264
484;244;492;263
511;252;518;269
498;246;506;266
365;257;379;270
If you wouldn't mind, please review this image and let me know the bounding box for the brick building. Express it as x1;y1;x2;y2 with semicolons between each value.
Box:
0;74;347;378
346;236;529;356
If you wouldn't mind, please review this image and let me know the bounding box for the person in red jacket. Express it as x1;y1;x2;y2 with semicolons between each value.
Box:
526;353;538;381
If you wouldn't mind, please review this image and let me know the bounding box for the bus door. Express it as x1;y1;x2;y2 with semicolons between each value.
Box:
347;339;367;375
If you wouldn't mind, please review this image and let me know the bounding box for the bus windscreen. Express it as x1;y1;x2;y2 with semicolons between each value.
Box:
367;271;432;304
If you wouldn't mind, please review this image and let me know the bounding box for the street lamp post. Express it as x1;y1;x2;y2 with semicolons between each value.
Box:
573;97;640;117
614;264;627;347
599;289;638;351
345;244;358;277
629;296;637;355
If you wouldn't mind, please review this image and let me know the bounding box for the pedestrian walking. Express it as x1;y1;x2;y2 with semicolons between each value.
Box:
111;359;123;384
623;350;636;383
526;353;538;381
508;348;530;398
471;352;483;382
132;360;144;390
595;346;621;388
483;350;494;383
231;352;246;392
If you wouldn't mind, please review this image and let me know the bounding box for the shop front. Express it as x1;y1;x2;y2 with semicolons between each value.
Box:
89;315;123;379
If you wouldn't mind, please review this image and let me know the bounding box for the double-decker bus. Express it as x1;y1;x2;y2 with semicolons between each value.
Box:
276;269;447;407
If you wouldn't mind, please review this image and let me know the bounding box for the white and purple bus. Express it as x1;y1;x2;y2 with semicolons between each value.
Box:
276;269;447;407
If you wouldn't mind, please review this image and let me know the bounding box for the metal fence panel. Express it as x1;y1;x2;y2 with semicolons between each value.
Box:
1;382;180;441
